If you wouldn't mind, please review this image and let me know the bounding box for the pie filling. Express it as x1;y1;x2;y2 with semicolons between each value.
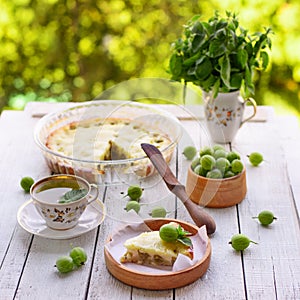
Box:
46;118;171;162
120;231;193;267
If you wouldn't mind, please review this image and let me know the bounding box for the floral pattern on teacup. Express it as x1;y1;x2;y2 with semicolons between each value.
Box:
41;204;86;224
205;105;242;127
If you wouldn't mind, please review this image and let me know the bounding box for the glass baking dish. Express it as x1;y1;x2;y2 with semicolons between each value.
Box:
34;100;182;185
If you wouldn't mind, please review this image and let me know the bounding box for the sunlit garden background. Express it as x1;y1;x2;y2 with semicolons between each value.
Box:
0;0;299;120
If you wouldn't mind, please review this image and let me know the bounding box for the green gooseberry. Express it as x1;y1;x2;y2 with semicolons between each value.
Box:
70;247;87;266
215;157;230;174
199;146;214;157
214;149;227;159
125;201;141;213
127;185;143;201
200;155;216;171
206;169;223;179
227;151;241;162
55;256;74;273
248;152;264;166
212;144;225;152
229;234;257;251
150;206;167;218
159;224;179;242
20;176;34;193
194;164;207;177
231;159;244;174
183;146;197;160
224;170;236;178
253;210;277;226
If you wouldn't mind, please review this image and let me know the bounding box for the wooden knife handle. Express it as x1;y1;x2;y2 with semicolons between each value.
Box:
172;184;216;235
183;198;216;235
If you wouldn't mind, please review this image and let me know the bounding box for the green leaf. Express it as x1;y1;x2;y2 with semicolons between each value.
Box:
237;48;248;69
169;54;183;78
212;79;220;98
199;74;217;91
202;21;214;35
208;40;226;58
177;237;193;247
183;52;202;67
195;57;212;80
230;73;243;89
220;55;231;88
260;51;269;70
59;188;88;203
191;20;205;35
192;34;206;53
244;64;252;87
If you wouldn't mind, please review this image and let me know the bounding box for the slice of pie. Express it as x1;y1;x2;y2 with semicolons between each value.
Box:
120;230;193;267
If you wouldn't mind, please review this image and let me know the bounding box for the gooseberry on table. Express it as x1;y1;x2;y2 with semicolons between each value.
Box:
150;206;167;218
248;152;264;166
229;234;257;251
182;146;197;160
126;185;143;201
69;247;87;266
125;201;141;213
55;256;74;273
20;176;35;193
253;210;277;226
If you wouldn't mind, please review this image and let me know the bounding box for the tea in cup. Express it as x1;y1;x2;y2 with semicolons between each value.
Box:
30;174;99;230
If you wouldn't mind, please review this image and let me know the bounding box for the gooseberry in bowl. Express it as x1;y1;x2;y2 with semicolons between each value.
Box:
185;146;247;208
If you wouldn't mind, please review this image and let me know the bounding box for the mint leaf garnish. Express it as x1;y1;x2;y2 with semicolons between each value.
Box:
59;188;88;203
177;236;193;247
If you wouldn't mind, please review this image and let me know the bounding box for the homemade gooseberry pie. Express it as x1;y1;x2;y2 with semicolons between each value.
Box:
46;118;171;163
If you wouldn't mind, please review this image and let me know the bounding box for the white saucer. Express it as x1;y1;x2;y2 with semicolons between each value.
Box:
17;199;106;239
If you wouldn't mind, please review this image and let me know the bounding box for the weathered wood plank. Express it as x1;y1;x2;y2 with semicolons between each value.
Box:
275;116;300;216
233;119;300;300
174;119;246;299
0;112;50;299
87;170;177;298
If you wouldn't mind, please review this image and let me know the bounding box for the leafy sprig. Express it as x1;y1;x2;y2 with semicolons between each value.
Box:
168;11;273;98
59;188;88;203
176;225;193;247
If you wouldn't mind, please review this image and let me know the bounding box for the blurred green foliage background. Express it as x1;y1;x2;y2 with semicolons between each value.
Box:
0;0;299;117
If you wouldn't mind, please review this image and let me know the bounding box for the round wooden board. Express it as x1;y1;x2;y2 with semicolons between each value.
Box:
104;218;211;290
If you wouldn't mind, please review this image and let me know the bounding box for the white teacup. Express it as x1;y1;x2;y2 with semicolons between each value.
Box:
30;174;99;230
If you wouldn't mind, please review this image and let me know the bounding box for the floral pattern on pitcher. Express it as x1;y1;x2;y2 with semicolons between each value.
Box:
205;104;242;127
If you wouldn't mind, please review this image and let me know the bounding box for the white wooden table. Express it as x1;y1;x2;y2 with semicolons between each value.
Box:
0;102;299;300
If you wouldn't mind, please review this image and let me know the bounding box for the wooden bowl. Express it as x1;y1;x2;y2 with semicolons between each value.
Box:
104;218;211;290
186;166;247;208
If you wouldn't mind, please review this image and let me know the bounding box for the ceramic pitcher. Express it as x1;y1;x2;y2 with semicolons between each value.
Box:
203;90;257;143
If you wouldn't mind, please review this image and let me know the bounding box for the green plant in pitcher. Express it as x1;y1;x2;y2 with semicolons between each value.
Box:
168;11;273;98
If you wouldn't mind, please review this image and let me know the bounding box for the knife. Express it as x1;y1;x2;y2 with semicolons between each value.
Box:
141;143;216;235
